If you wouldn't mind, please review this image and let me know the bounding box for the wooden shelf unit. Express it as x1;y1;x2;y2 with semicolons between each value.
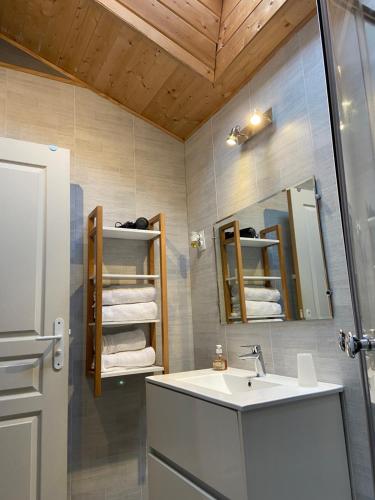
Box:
86;206;169;397
219;222;291;323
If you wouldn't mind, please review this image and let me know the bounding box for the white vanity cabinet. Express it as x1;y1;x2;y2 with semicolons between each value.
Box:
146;373;352;500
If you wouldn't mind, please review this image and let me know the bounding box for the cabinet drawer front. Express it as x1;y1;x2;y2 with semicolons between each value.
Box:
148;454;214;500
146;383;246;500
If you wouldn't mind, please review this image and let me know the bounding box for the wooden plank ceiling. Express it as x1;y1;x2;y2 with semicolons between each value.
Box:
0;0;316;140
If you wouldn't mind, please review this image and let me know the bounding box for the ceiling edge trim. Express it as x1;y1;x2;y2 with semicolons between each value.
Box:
0;60;76;86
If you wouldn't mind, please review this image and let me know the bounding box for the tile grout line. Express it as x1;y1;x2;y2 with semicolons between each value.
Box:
298;29;316;164
210;118;220;220
4;68;8;137
182;138;196;370
209;118;228;358
132;116;137;217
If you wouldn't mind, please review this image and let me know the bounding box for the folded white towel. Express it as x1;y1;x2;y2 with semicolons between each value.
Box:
102;301;158;323
102;285;156;305
102;347;156;371
102;329;146;354
231;285;280;302
232;300;282;317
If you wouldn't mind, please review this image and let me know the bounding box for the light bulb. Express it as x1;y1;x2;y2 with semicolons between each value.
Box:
226;126;241;146
249;110;262;126
226;136;237;146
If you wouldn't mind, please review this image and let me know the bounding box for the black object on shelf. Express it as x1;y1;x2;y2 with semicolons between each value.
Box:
225;227;258;239
115;217;149;230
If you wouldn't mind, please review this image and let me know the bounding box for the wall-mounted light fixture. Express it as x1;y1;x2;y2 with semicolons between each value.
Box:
226;108;273;146
190;230;206;251
226;126;247;146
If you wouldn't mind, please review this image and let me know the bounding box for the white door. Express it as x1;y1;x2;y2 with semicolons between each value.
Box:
0;138;70;500
288;187;332;320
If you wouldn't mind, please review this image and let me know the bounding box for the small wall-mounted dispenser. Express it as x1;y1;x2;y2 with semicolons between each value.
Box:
190;230;206;251
226;108;273;146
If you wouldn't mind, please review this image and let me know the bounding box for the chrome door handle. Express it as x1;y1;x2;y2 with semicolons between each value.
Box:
338;329;375;358
36;318;64;370
36;335;63;341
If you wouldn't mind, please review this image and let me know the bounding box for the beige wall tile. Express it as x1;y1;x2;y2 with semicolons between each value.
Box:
185;17;373;498
1;66;193;500
0;68;6;136
5;70;75;149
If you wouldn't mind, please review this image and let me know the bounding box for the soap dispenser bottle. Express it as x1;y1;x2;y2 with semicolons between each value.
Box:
213;344;227;371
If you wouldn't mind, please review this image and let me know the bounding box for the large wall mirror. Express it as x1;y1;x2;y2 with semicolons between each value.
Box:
214;177;332;324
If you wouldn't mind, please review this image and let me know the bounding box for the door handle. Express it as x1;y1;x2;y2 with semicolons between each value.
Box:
338;329;375;358
36;335;63;341
35;318;64;370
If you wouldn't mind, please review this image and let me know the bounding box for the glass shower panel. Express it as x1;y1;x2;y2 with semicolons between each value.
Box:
325;0;375;430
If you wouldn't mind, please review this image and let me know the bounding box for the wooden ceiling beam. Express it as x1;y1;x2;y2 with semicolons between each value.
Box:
114;0;217;65
94;0;215;82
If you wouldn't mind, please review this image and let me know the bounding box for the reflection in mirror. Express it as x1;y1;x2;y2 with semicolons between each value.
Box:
214;177;332;324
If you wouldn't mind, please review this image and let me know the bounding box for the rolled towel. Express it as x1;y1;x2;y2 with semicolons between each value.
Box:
231;285;280;303
232;300;282;317
102;347;156;371
102;329;146;354
102;301;158;323
102;285;156;306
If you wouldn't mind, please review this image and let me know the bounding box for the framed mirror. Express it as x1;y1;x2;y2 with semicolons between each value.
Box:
214;177;332;324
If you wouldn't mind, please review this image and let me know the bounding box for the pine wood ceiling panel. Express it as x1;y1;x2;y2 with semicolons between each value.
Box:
143;66;221;137
90;25;143;91
95;0;215;80
0;0;316;140
216;0;291;79
58;2;103;72
74;11;123;82
159;0;220;42
144;0;316;138
197;0;223;16
30;0;84;62
116;0;217;68
218;0;263;49
106;38;179;113
221;0;241;20
216;0;316;94
141;65;199;129
0;0;27;38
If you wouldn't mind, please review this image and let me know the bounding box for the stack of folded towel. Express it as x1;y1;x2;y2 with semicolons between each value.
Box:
101;284;158;323
231;285;282;317
101;328;156;371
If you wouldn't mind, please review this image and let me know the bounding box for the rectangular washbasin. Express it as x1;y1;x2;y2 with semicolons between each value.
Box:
184;372;279;395
147;367;344;411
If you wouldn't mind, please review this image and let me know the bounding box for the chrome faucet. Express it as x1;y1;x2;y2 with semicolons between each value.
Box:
237;345;266;377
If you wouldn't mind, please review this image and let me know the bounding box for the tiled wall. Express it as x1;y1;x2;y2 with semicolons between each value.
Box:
0;68;193;499
2;15;374;500
185;17;374;500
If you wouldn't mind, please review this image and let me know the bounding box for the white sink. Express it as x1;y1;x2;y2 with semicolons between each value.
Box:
185;371;279;395
147;367;343;411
